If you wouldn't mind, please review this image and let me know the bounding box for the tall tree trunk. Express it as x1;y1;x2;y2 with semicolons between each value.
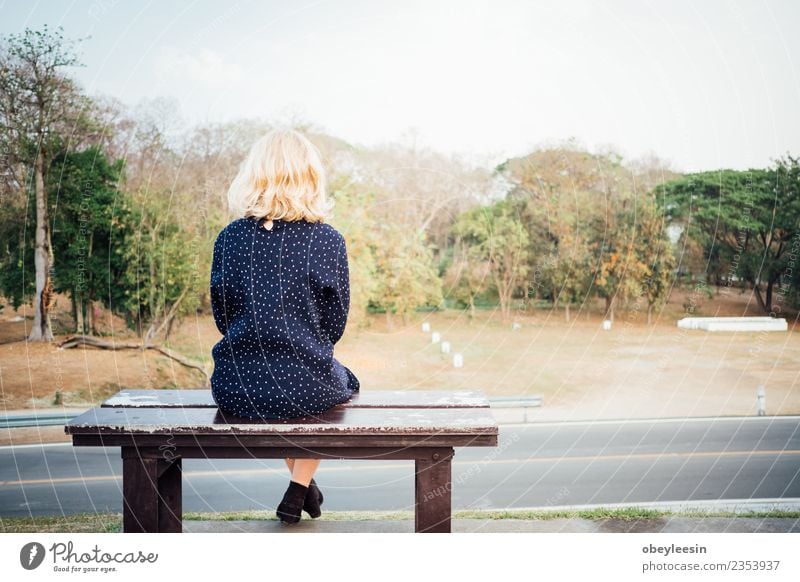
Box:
29;152;54;341
89;301;98;335
76;298;85;334
564;302;570;323
72;291;82;333
502;290;512;319
604;295;615;322
81;299;88;335
647;304;653;325
765;280;774;313
753;283;767;312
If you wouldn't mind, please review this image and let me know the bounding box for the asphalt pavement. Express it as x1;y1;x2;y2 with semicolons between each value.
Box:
1;416;798;517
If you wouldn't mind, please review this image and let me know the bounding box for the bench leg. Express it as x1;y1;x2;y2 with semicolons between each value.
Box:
121;448;182;533
414;448;453;533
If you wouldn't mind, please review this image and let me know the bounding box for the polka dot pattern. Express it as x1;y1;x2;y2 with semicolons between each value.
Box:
209;216;360;420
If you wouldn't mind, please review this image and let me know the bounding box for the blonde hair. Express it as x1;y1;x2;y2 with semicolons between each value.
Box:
227;128;330;224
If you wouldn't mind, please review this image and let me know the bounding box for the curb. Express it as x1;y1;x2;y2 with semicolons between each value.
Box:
510;498;800;514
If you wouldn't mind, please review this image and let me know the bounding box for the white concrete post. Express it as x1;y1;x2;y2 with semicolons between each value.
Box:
756;385;766;416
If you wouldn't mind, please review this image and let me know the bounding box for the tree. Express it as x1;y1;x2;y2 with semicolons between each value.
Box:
538;230;592;321
452;200;529;319
591;198;650;323
328;179;379;327
117;190;203;341
371;223;443;327
349;139;492;264
443;241;491;318
0;190;32;309
634;199;677;324
500;145;625;320
771;156;800;312
0;25;87;340
658;166;799;313
48;147;126;333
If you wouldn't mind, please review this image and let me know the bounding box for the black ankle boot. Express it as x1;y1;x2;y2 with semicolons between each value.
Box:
303;478;324;518
276;480;308;524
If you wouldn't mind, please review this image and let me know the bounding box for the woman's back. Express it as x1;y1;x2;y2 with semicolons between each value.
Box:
210;215;358;420
210;127;358;522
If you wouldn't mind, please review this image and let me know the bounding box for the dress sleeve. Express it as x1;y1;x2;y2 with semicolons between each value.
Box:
209;231;228;336
316;235;351;345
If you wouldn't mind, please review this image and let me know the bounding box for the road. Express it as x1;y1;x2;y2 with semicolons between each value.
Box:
1;416;799;517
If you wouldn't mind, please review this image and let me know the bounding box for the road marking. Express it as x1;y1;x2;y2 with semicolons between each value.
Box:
2;449;799;487
501;415;800;428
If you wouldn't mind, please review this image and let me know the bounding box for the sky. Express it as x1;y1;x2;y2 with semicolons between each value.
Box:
2;0;799;172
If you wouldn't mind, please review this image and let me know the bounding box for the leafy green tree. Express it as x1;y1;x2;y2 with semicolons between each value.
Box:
452;200;529;319
328;180;379;327
633;199;677;324
48;147;126;333
592;218;639;322
371;223;443;326
0;147;128;334
0;191;32;310
0;25;91;340
443;241;491;317
537;230;592;321
118;190;203;340
500;146;629;320
771;156;800;312
658;166;799;312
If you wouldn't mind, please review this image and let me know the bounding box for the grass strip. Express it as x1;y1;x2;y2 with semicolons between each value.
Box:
3;507;799;533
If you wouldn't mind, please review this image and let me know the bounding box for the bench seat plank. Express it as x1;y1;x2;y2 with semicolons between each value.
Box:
66;406;498;436
101;389;490;409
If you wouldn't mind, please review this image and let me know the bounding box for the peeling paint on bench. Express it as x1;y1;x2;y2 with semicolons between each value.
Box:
101;389;491;409
65;406;498;436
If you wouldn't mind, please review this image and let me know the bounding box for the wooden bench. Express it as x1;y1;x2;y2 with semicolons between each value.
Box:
64;389;498;533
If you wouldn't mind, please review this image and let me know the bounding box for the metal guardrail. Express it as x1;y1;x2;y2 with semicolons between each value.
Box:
489;396;543;407
0;413;78;429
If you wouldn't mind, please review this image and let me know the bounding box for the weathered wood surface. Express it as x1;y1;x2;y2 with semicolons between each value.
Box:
415;451;453;533
65;406;498;436
101;389;490;409
121;452;182;533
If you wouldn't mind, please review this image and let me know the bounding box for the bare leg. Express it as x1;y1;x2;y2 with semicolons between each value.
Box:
284;458;295;473
290;459;320;487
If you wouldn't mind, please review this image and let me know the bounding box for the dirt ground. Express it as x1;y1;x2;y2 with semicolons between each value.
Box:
1;285;798;445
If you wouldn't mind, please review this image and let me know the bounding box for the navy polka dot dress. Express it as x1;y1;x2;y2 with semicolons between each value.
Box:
209;215;360;420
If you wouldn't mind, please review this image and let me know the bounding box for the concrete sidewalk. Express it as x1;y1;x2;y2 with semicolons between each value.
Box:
184;517;800;533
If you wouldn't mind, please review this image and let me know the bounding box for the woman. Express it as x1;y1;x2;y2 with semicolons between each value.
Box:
209;128;360;524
